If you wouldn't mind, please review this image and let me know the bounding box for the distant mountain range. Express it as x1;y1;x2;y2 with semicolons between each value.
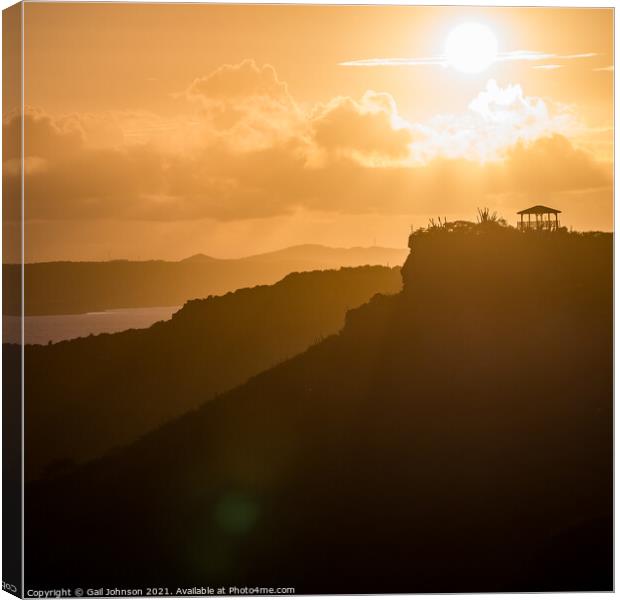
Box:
3;244;407;316
25;226;612;593
183;244;406;264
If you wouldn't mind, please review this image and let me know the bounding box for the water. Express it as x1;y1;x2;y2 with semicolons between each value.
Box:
3;306;180;345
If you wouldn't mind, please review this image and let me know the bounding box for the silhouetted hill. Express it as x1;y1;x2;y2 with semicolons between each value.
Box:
4;245;406;315
25;226;612;593
20;266;401;479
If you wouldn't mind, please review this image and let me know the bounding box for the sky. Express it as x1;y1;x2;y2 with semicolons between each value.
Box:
5;4;614;261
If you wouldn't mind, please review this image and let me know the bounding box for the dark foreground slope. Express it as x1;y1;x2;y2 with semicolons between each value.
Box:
25;227;612;593
5;245;406;315
21;266;401;480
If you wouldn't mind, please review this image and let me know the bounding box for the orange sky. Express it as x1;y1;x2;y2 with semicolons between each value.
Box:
5;4;614;261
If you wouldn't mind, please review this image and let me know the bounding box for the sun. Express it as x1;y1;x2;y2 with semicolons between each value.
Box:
445;23;498;74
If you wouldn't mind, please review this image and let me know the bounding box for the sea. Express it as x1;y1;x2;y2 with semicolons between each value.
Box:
3;306;180;345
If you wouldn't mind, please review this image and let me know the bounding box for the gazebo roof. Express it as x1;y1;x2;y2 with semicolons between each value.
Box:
517;205;561;215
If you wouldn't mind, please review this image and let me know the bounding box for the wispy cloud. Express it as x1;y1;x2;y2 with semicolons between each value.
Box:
499;51;596;63
533;65;563;70
339;51;597;68
338;57;446;67
593;65;614;72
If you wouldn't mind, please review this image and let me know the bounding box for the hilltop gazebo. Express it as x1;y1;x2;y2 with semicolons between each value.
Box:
517;205;561;231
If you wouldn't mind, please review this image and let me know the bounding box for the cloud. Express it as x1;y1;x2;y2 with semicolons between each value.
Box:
499;134;611;194
3;107;85;161
4;62;610;225
409;79;576;163
187;59;293;106
593;65;614;72
533;65;562;70
467;80;565;133
499;51;597;63
183;59;303;153
339;57;446;67
311;91;416;162
339;51;597;68
3;108;166;221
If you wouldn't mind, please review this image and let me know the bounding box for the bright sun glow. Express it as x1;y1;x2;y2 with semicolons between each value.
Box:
445;23;498;74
